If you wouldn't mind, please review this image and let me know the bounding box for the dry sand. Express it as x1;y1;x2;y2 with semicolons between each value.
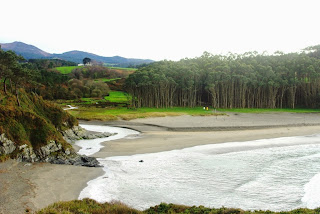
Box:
0;160;103;214
1;112;320;213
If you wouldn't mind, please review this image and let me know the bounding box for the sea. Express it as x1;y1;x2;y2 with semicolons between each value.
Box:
76;124;320;211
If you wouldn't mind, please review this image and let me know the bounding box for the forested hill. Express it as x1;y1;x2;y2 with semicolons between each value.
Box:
1;41;154;67
125;46;320;109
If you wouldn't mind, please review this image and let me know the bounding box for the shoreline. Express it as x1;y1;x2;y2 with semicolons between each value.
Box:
94;124;320;158
1;113;320;213
79;113;320;157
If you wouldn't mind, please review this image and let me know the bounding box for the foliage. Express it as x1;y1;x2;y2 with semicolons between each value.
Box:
37;198;142;214
96;78;121;82
37;200;320;214
125;50;320;109
0;89;77;158
69;65;134;80
68;79;110;99
28;59;77;69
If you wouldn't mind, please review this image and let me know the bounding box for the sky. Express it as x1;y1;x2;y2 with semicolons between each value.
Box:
1;0;320;61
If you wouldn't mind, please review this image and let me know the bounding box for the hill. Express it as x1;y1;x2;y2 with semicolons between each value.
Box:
52;50;153;67
0;41;154;67
1;41;51;59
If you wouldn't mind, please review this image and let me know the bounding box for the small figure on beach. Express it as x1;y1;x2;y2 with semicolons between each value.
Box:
139;160;144;163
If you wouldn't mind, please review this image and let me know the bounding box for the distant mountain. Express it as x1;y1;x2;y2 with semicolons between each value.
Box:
1;41;51;59
0;41;154;67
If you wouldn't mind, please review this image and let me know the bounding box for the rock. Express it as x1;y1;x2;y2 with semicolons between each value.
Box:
1;128;102;168
0;133;16;155
62;126;115;143
17;144;39;163
65;148;71;155
71;155;101;167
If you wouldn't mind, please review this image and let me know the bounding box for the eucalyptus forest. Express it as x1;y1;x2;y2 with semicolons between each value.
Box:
125;46;320;109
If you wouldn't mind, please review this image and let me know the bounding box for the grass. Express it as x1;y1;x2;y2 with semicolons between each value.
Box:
217;108;320;113
55;66;81;74
104;91;131;103
68;106;226;121
65;104;320;121
37;199;320;214
37;198;141;214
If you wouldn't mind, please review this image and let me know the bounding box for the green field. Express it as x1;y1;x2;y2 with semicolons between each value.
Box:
68;106;225;121
65;104;320;121
217;108;320;113
104;91;131;103
55;66;81;74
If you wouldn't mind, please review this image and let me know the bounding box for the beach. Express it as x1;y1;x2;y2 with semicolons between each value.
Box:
1;112;320;213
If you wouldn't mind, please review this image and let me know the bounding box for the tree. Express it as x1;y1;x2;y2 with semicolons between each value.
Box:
0;48;25;95
83;57;91;65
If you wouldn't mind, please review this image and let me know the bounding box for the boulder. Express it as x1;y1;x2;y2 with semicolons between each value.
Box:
0;133;16;155
62;126;114;142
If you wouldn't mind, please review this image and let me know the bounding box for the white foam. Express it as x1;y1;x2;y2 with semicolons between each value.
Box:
76;124;139;156
77;128;320;211
302;172;320;208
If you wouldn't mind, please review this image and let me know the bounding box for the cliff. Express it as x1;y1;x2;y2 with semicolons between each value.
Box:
0;90;101;167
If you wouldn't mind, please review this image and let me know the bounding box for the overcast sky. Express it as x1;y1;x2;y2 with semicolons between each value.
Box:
1;0;320;61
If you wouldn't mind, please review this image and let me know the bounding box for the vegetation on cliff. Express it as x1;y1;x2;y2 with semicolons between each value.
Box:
37;199;320;214
0;89;78;161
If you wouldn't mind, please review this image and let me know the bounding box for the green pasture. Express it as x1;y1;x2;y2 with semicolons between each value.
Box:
55;66;81;74
218;108;320;113
67;106;225;121
104;91;131;103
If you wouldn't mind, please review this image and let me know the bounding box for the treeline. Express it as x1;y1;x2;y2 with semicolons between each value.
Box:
125;46;320;109
28;59;77;69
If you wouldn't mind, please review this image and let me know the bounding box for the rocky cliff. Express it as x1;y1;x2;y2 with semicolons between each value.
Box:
0;91;107;167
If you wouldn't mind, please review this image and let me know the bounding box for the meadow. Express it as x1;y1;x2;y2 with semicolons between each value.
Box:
54;66;81;74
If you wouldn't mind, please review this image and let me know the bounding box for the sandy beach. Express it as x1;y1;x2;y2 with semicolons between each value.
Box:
1;112;320;213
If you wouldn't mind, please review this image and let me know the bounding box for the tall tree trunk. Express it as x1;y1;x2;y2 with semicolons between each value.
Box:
15;84;21;107
3;78;7;94
9;79;13;93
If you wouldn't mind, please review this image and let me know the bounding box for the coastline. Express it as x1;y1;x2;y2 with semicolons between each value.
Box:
1;113;320;213
93;125;320;158
79;112;320;157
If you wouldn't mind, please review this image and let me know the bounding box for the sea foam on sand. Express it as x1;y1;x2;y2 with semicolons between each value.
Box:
76;125;320;211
